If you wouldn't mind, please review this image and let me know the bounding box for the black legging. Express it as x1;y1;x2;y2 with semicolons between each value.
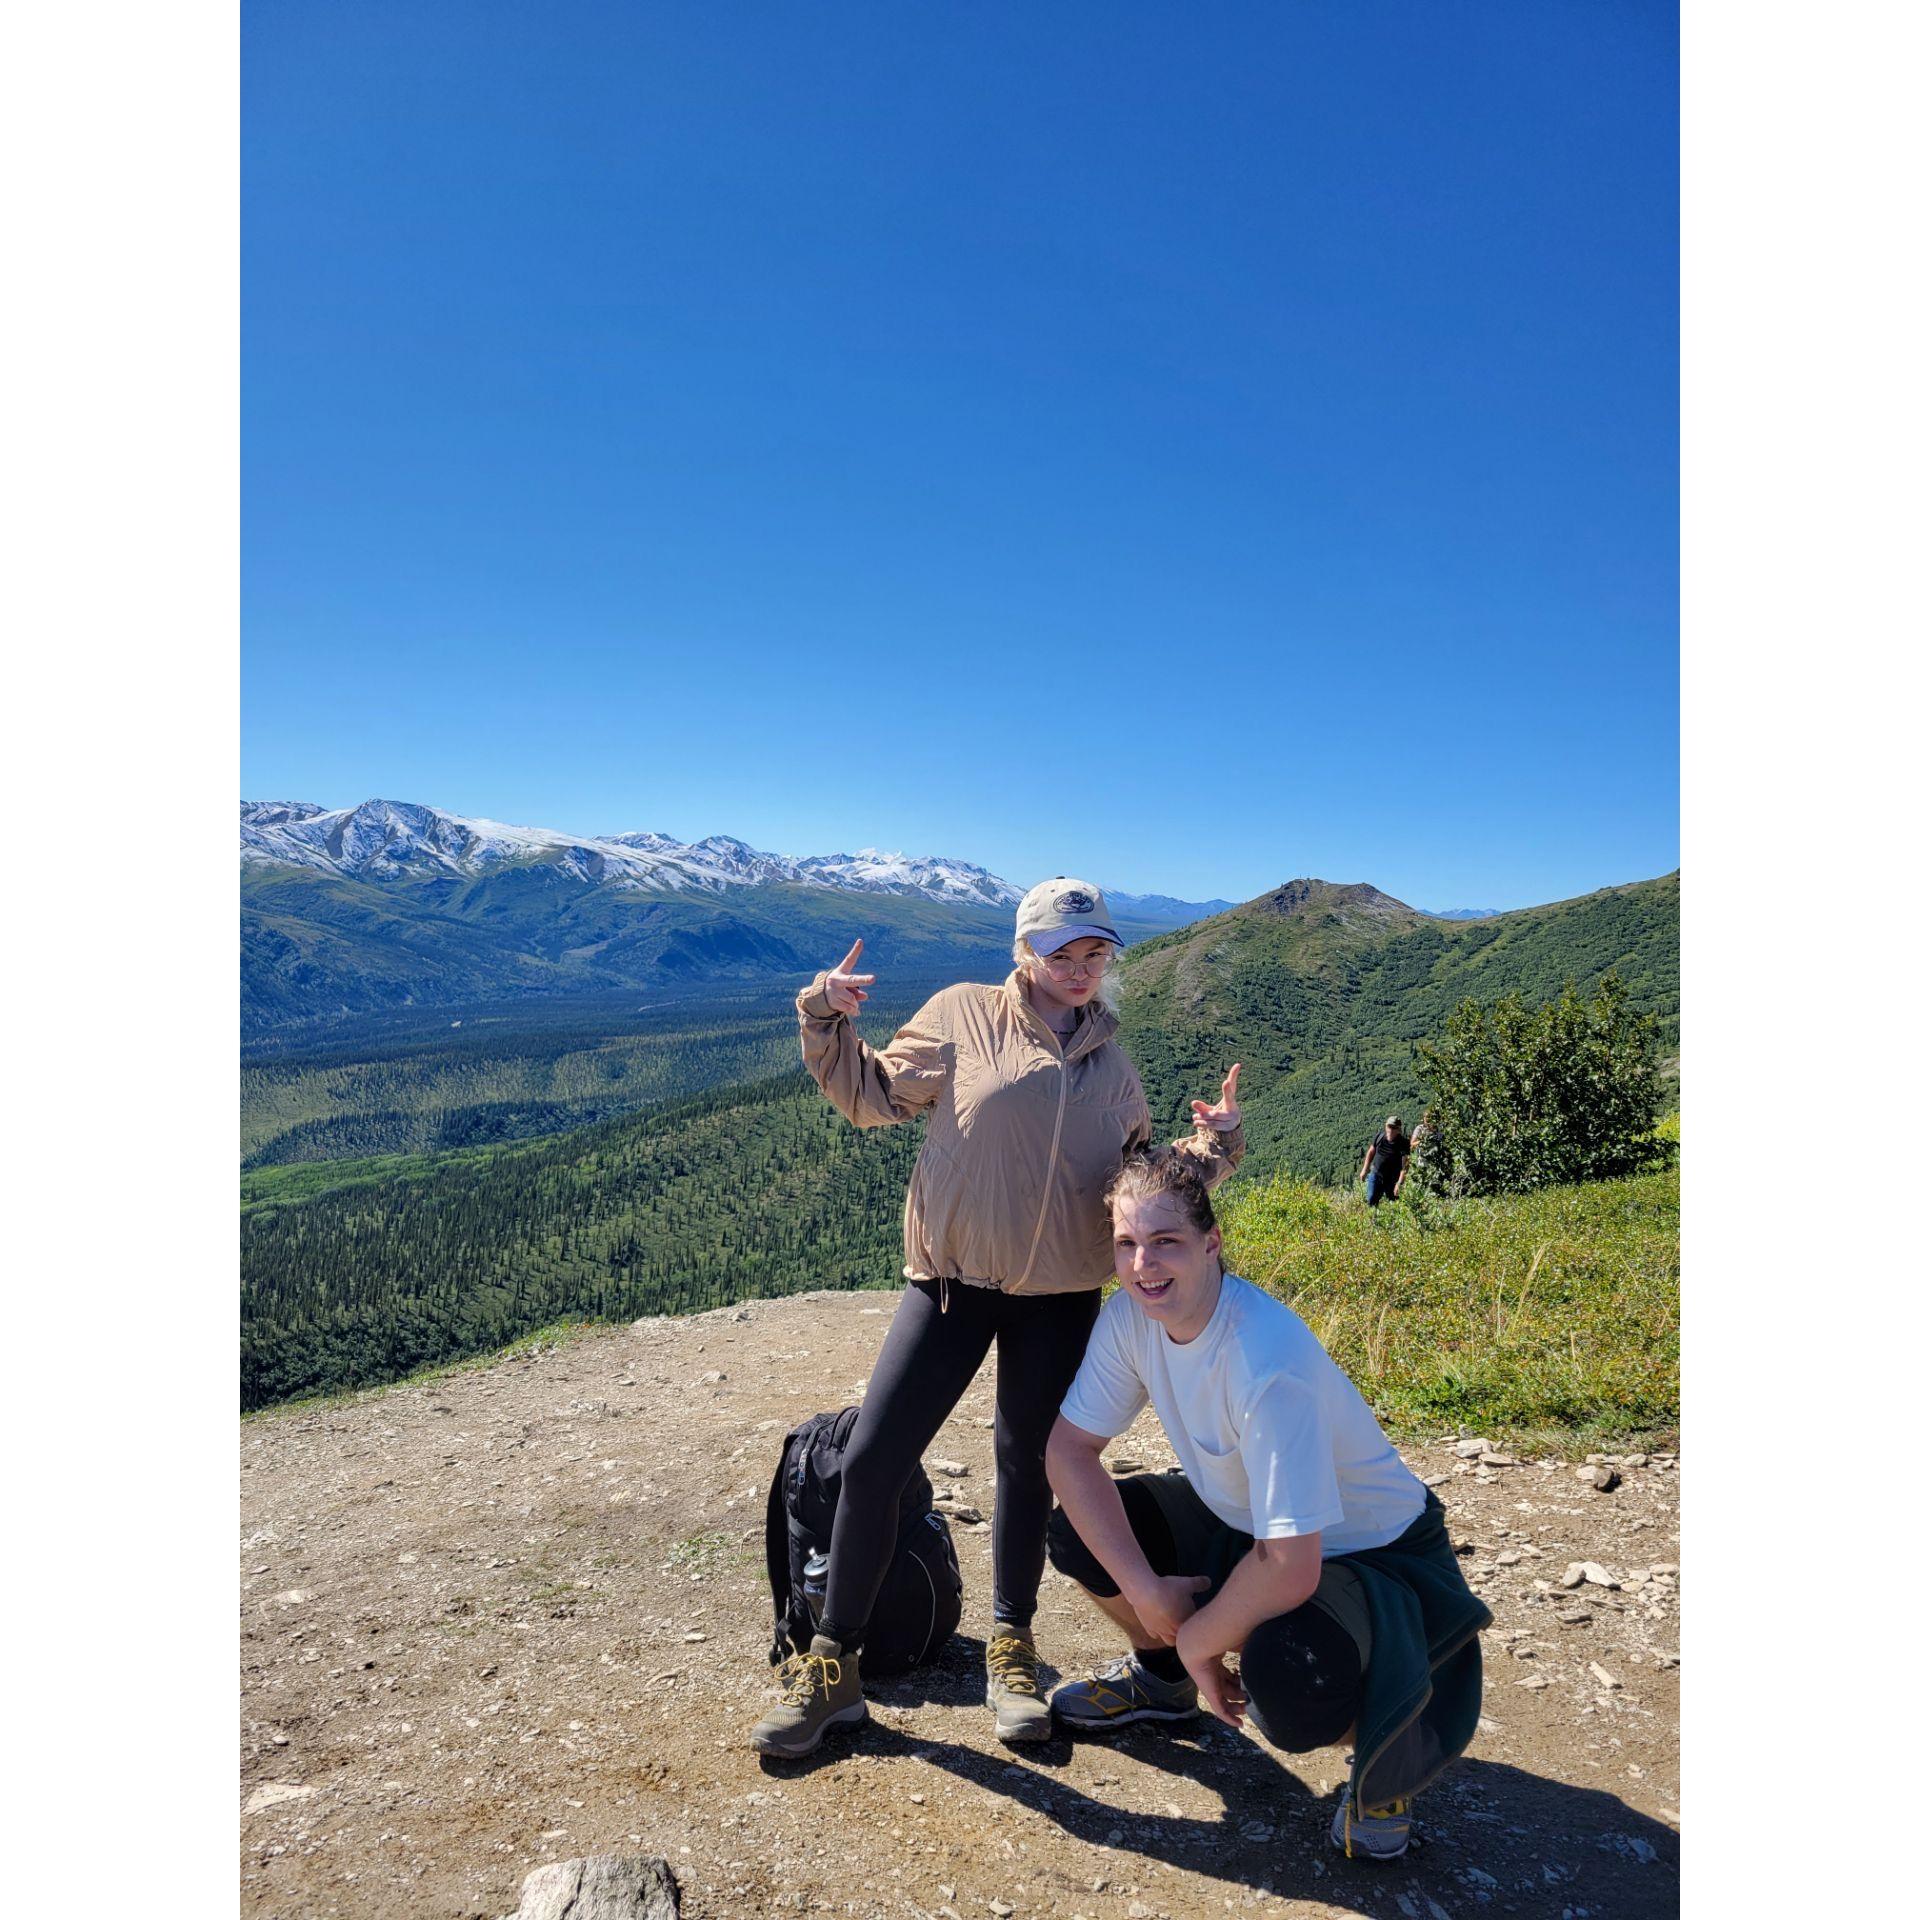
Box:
818;1279;1102;1652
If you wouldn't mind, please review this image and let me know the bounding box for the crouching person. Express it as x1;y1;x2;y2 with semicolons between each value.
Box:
1043;1150;1492;1860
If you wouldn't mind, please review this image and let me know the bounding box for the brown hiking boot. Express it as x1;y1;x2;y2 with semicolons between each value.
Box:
748;1634;867;1758
986;1627;1052;1744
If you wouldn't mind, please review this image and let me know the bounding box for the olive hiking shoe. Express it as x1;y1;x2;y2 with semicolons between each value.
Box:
748;1634;867;1759
1049;1651;1200;1733
985;1627;1052;1744
1328;1783;1413;1861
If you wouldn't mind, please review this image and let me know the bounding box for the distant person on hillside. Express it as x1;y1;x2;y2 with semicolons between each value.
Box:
1359;1116;1411;1206
749;878;1246;1759
1044;1149;1491;1861
1409;1109;1439;1186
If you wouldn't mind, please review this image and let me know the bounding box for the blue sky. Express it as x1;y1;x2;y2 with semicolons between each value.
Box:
243;0;1676;910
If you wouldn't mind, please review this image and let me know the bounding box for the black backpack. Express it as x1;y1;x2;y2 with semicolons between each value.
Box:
763;1406;964;1676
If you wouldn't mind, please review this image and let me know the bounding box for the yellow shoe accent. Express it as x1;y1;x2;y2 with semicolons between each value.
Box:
987;1629;1052;1742
985;1633;1040;1694
778;1651;843;1704
1050;1654;1200;1732
749;1635;867;1758
1332;1784;1412;1860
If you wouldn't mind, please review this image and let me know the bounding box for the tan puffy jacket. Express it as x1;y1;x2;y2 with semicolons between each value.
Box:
797;968;1244;1296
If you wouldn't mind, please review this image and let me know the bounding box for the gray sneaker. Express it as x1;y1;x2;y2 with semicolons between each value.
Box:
1049;1652;1200;1733
985;1628;1052;1744
748;1634;867;1758
1328;1783;1413;1861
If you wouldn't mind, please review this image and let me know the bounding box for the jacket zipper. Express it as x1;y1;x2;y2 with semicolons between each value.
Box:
1008;1036;1071;1295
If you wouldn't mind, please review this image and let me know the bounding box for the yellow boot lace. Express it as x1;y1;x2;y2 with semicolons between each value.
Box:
776;1651;844;1707
986;1633;1040;1696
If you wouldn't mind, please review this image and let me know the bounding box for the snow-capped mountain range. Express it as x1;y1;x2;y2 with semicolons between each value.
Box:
242;799;1029;908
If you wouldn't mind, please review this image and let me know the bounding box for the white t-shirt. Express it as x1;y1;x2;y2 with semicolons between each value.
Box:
1057;1273;1429;1555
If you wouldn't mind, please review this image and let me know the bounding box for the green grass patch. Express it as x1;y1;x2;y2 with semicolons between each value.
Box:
665;1530;740;1573
1221;1163;1677;1444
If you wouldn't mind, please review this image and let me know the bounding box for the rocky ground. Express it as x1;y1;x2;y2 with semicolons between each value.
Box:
240;1292;1679;1920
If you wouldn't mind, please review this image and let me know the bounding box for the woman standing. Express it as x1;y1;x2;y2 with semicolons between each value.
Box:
750;877;1244;1757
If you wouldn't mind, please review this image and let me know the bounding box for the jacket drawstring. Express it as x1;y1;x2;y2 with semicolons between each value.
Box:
939;1277;950;1315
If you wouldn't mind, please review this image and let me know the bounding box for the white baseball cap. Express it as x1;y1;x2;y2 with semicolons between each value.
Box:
1015;877;1124;957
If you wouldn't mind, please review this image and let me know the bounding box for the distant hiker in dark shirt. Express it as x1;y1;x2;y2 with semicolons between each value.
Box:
1359;1117;1411;1206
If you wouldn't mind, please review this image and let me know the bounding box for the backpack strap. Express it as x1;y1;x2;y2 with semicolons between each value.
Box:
764;1427;800;1666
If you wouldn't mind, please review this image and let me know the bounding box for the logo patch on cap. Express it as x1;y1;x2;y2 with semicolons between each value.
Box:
1054;890;1094;915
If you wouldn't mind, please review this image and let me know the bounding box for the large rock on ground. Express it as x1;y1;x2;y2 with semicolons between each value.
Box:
504;1855;679;1919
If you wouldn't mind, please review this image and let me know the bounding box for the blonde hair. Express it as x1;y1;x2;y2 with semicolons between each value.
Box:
1012;932;1124;1014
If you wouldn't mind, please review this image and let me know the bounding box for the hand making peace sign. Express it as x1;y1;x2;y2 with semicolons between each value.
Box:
823;937;877;1019
1190;1061;1243;1133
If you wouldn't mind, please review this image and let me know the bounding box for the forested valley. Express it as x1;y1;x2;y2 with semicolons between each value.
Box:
242;1069;920;1409
240;873;1679;1410
241;982;935;1166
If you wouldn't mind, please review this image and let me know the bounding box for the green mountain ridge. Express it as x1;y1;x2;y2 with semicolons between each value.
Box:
241;865;1210;1034
241;869;1678;1408
242;866;994;1031
239;986;936;1167
1119;871;1678;1180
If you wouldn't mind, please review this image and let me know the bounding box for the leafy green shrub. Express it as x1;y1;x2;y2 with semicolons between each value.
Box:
1412;977;1671;1197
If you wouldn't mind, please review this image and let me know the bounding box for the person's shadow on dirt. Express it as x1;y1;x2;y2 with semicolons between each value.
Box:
862;1633;1071;1709
766;1713;1677;1915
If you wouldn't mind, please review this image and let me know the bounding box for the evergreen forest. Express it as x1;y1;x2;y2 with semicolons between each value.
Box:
241;870;1679;1409
242;1071;922;1408
243;983;933;1166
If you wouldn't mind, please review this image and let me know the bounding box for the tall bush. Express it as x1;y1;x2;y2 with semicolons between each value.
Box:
1413;976;1669;1197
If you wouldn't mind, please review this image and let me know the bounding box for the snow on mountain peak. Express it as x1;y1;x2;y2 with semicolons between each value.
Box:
792;848;1021;906
241;800;1023;907
240;800;329;827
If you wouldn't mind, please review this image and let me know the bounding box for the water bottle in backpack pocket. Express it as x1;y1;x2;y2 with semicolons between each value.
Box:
801;1550;830;1629
763;1406;963;1676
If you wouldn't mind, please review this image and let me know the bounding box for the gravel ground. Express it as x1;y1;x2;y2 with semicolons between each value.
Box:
240;1291;1679;1919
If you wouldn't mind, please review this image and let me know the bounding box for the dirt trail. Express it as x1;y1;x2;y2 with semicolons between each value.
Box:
240;1292;1679;1919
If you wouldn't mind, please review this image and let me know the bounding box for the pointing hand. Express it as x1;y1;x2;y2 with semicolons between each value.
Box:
824;937;876;1019
1191;1062;1243;1133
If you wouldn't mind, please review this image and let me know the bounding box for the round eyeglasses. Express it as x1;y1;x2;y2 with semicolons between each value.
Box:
1039;948;1114;980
